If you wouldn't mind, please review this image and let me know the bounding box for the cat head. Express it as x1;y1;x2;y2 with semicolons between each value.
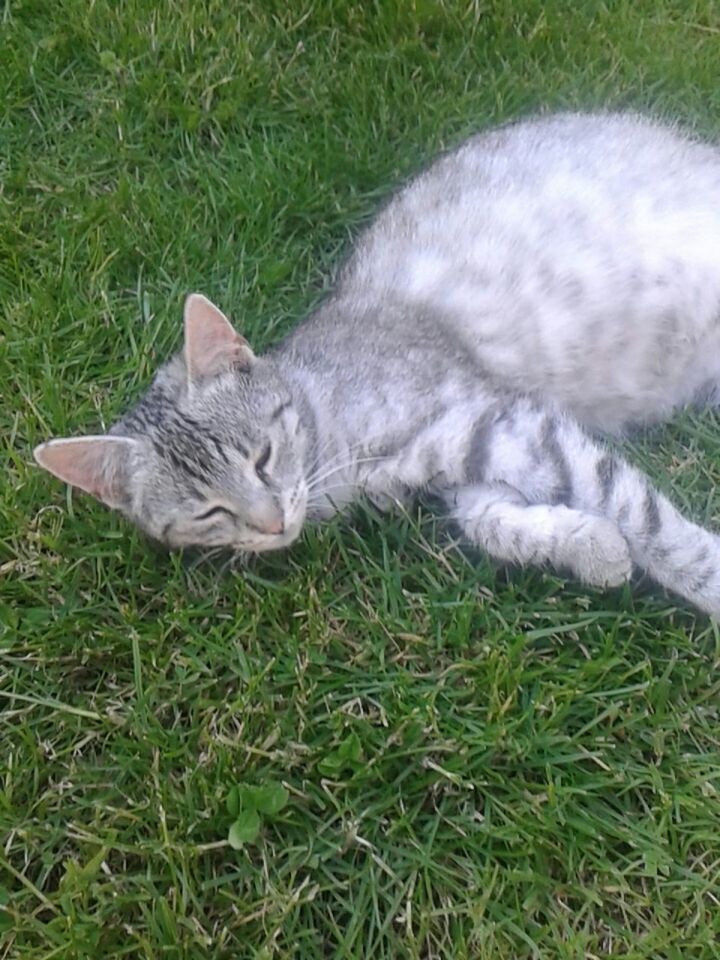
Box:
34;294;311;552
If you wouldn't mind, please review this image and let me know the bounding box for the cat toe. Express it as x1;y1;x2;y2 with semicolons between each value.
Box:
567;520;633;588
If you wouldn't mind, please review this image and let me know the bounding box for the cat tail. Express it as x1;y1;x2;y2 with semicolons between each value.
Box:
475;400;720;617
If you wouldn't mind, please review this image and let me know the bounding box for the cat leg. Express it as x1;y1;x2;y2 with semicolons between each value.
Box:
444;484;632;588
461;399;720;617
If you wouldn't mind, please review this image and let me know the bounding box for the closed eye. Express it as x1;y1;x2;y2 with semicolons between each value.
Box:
255;442;271;481
194;505;237;521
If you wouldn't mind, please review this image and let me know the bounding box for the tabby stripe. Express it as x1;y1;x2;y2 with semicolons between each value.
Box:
643;488;662;537
463;409;497;482
165;447;208;483
271;400;293;422
207;434;230;464
229;438;250;458
540;417;572;505
595;454;617;508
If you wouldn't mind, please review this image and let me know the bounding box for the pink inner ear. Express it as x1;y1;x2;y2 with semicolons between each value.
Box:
33;436;133;508
183;293;253;380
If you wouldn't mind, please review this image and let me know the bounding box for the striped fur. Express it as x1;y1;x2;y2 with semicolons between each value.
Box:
34;112;720;616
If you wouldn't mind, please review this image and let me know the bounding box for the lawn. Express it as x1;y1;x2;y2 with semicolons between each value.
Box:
4;0;720;957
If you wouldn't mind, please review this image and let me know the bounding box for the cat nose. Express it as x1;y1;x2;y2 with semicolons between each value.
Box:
252;509;285;536
263;516;285;536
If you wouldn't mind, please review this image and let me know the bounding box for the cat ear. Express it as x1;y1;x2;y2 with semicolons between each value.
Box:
33;436;137;509
183;293;255;381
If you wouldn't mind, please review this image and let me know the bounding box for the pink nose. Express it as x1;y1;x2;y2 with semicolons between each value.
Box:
255;513;284;536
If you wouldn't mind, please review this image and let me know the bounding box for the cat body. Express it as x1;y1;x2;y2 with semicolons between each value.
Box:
289;112;720;434
34;112;720;616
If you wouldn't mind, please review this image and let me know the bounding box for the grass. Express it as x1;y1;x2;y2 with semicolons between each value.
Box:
4;0;720;956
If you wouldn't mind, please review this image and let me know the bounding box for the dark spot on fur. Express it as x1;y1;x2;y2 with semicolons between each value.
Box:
643;488;662;537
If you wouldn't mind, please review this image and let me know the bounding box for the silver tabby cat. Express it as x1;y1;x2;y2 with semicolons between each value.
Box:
35;112;720;616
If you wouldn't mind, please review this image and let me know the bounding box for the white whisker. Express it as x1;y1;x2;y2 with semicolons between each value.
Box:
305;435;342;475
188;546;225;571
305;454;389;492
303;434;391;488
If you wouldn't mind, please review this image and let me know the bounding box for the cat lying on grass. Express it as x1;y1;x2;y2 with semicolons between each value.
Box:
35;112;720;617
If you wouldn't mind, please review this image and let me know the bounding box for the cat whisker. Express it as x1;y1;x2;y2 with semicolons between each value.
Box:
217;553;238;578
305;435;343;475
305;479;365;500
220;548;254;576
186;546;226;572
304;435;389;482
304;452;355;487
305;454;389;492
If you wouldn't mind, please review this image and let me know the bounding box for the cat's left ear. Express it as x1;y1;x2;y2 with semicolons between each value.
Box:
183;293;255;382
33;435;138;509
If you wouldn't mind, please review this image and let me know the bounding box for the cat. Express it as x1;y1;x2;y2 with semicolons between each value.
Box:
34;111;720;617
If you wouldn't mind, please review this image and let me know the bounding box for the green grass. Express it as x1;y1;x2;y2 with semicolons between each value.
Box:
5;0;720;956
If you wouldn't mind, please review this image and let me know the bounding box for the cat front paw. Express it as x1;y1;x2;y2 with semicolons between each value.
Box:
565;517;633;588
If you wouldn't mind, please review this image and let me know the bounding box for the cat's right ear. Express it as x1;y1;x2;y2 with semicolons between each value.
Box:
33;436;137;509
183;293;255;382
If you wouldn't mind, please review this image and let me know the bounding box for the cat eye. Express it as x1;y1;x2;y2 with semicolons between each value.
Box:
255;442;272;481
195;505;236;521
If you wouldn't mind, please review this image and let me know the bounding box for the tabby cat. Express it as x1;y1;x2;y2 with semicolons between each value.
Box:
34;113;720;616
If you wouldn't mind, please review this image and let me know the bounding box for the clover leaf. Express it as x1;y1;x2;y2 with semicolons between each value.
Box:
225;779;289;848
